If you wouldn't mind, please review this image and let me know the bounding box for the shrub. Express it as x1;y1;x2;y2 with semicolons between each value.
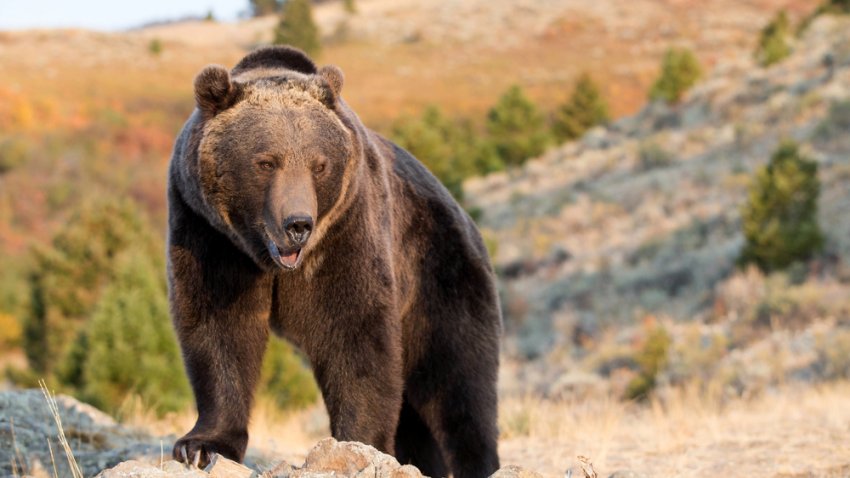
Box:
649;48;702;104
638;141;674;170
0;312;21;348
756;11;792;67
343;0;357;14
486;85;552;167
0;136;29;174
625;324;671;400
391;106;501;200
148;39;163;56
552;73;610;142
261;337;319;411
813;100;850;147
274;0;321;57
21;199;158;378
70;250;191;416
740;140;823;273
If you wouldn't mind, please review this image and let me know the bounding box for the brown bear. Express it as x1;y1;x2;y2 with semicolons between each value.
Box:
167;46;501;478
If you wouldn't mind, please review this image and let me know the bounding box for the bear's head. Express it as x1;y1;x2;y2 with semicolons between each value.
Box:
191;46;356;272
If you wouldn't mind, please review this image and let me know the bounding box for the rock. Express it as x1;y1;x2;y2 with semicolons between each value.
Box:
608;471;647;478
297;438;421;478
489;464;543;478
0;390;161;478
206;455;255;478
95;460;208;478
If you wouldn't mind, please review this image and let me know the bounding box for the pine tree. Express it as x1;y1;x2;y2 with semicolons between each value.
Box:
274;0;322;57
552;73;610;142
392;106;502;201
73;250;191;416
740;141;824;272
21;200;157;379
649;48;702;104
486;85;551;168
756;11;792;67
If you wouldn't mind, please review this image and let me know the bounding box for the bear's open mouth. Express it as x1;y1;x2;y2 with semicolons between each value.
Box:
267;240;302;270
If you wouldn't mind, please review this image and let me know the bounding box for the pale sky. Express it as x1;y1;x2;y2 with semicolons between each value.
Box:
0;0;250;31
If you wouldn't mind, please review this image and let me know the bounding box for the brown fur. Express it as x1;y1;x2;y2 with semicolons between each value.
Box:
167;46;501;478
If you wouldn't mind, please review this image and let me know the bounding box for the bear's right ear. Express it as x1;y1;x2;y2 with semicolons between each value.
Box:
194;65;240;116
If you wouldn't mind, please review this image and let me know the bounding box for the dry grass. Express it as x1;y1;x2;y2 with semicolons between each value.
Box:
499;381;850;477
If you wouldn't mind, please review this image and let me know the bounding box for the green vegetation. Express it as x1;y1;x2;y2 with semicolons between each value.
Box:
12;198;318;416
69;250;191;415
486;85;552;168
552;73;609;142
625;324;671;400
740;141;823;273
391;106;501;200
147;38;163;56
649;48;702;104
274;0;322;57
638;140;674;170
756;11;792;67
0;136;29;175
343;0;357;14
261;338;319;410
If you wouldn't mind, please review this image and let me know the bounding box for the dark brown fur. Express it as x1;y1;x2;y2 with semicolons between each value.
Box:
168;46;501;478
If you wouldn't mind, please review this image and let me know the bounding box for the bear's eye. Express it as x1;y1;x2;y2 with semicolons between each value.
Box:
258;160;275;171
313;163;326;174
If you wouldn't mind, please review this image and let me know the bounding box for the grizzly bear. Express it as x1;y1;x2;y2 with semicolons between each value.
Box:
167;46;501;478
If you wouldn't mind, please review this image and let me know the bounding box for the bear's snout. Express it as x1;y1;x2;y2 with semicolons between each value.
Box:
284;214;313;247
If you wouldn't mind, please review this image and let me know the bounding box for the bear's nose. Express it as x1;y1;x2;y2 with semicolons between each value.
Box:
283;215;313;246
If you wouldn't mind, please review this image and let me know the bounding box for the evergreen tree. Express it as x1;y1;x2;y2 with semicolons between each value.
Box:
649;48;702;104
21;199;157;379
274;0;322;57
740;141;824;272
756;10;792;67
392;106;502;201
486;85;551;168
73;250;191;416
552;73;610;142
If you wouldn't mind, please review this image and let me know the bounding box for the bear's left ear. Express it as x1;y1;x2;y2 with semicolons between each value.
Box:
318;65;344;99
194;65;241;116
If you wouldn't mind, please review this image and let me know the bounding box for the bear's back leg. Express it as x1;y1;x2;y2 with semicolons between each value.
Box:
395;398;450;477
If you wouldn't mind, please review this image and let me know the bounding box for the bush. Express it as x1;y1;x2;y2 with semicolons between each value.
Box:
638;141;674;170
69;250;191;416
261;337;319;411
625;324;671;400
552;73;610;142
22;199;159;378
813;100;850;147
740;141;823;272
756;11;792;67
649;48;702;104
148;39;163;56
274;0;321;57
391;106;501;200
0;136;29;175
343;0;357;14
486;85;552;168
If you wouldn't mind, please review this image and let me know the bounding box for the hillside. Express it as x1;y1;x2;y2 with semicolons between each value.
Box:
467;13;850;394
2;2;850;477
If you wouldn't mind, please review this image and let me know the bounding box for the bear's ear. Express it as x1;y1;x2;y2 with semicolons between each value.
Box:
194;65;240;116
319;65;344;99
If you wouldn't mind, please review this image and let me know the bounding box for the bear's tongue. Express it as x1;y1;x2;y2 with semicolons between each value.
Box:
280;250;299;267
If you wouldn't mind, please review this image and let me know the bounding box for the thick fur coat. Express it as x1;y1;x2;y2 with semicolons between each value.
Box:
167;46;501;478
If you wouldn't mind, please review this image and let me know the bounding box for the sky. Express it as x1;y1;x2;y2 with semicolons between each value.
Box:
0;0;250;31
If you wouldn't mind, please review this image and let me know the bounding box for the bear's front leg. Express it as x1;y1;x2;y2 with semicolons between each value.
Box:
168;205;273;468
308;307;404;454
